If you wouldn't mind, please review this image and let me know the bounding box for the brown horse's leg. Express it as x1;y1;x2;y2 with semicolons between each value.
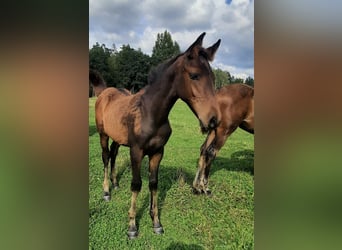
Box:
194;126;232;195
193;130;216;195
148;148;164;235
204;126;236;192
239;119;254;134
100;133;111;201
109;141;120;189
127;147;143;239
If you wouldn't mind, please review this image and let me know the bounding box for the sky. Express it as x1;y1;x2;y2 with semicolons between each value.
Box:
89;0;254;79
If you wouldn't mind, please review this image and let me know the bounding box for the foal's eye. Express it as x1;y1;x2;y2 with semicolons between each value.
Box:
189;73;200;81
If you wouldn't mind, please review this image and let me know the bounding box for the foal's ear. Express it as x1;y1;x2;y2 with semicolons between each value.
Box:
185;32;206;55
205;39;221;61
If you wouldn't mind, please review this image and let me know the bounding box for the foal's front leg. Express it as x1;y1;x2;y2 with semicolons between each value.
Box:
193;127;229;195
148;148;164;234
127;147;143;239
193;130;216;195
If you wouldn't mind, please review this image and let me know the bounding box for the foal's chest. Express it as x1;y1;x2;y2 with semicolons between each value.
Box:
142;122;172;153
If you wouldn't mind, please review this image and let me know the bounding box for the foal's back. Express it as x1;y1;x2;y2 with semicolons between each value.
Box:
95;87;141;146
216;84;254;133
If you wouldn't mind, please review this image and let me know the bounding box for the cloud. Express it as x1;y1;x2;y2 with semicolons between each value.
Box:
89;0;254;78
134;0;216;33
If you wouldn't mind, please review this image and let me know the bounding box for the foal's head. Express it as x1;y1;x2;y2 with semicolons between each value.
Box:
174;32;221;132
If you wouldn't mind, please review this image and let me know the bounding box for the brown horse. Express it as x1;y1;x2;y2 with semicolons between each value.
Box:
89;33;221;239
192;83;254;195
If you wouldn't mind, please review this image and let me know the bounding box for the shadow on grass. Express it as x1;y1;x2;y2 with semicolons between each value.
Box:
89;125;97;136
133;150;254;228
90;149;253;234
112;154;131;190
164;242;205;250
211;149;254;175
132;164;196;231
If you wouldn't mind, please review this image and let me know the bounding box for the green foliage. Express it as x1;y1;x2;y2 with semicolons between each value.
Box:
89;31;180;93
213;68;231;88
151;30;180;66
89;43;116;96
89;99;254;249
109;45;151;92
231;76;245;84
245;76;254;87
89;43;113;84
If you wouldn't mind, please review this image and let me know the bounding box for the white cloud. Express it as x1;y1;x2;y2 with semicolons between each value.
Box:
89;0;254;78
213;62;254;80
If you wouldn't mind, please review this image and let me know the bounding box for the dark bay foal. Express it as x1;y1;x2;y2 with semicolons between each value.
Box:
90;32;221;239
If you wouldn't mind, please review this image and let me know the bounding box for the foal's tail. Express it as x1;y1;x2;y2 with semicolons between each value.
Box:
89;69;107;96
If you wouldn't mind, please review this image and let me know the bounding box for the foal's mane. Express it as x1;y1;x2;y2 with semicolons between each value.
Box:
147;53;184;85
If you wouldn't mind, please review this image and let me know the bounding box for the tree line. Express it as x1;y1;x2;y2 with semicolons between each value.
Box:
89;30;253;97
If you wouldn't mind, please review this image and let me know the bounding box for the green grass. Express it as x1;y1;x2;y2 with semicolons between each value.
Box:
89;97;254;249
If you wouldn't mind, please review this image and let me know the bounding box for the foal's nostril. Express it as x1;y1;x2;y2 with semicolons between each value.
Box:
209;116;217;129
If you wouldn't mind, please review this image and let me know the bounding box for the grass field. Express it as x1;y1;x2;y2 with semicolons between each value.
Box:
89;97;254;249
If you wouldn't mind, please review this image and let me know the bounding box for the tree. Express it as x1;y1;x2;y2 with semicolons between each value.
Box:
89;43;113;79
213;68;230;89
151;30;180;66
89;43;115;96
109;45;151;92
245;76;254;87
230;76;244;83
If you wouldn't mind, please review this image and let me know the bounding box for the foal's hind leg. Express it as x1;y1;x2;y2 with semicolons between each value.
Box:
109;141;120;189
100;133;111;201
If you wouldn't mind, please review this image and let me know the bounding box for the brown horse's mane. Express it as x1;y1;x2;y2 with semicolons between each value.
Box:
147;53;184;86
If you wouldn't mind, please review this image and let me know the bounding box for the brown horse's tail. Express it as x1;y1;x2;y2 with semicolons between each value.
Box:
89;69;107;96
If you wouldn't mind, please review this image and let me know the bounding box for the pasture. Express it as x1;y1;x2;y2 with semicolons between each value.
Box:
89;97;254;249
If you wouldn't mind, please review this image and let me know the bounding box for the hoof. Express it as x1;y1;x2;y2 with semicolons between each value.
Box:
127;230;138;239
204;189;212;197
192;187;202;195
192;187;212;196
103;192;111;201
153;226;164;235
112;184;119;190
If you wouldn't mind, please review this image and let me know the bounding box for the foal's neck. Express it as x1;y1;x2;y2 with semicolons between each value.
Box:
143;72;178;125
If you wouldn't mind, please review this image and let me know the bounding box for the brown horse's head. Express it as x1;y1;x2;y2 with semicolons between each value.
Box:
175;32;221;132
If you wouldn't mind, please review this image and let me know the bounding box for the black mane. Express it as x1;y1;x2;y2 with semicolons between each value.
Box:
148;53;184;85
